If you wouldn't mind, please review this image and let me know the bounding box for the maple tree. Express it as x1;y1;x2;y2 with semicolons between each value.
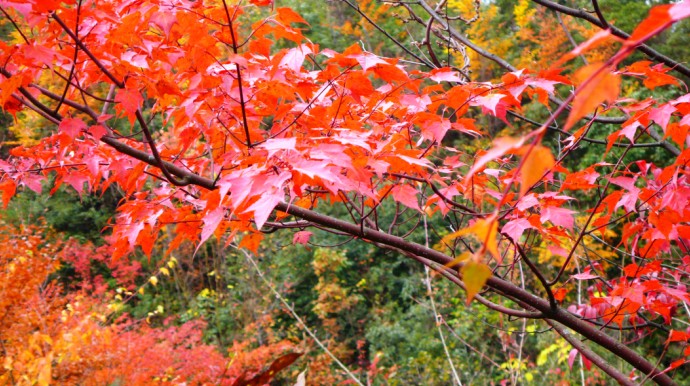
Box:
0;221;300;384
3;0;690;384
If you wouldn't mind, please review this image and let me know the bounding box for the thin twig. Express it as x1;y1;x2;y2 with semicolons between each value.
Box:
423;214;463;386
235;247;364;386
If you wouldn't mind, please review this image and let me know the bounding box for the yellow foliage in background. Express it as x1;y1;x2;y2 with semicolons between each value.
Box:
447;0;616;80
537;214;618;268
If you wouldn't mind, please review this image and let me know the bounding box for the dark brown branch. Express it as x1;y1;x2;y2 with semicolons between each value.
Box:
591;0;610;29
52;69;116;103
221;0;253;149
507;110;674;153
513;242;557;309
91;129;677;385
31;84;98;120
135;110;192;186
53;0;82;114
99;135;210;188
0;69;62;121
9;94;60;125
427;259;545;319
424;17;443;68
556;10;588;65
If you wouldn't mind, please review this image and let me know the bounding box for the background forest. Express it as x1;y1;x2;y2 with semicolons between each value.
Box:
2;0;690;385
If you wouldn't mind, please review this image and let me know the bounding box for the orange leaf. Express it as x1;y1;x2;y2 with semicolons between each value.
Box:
466;136;524;181
553;288;568;302
668;329;689;343
564;63;620;131
669;359;686;371
276;7;308;26
0;75;23;107
461;261;492;305
628;5;673;44
37;356;52;386
667;123;689;148
520;145;555;197
0;179;16;209
239;232;264;254
554;30;621;68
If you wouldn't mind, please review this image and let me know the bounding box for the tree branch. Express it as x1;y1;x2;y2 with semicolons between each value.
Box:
531;0;690;78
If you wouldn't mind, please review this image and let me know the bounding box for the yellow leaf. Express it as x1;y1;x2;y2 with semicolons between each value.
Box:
520;145;555;197
442;215;500;262
149;276;158;286
461;261;492;305
444;251;472;270
37;355;52;386
160;267;170;276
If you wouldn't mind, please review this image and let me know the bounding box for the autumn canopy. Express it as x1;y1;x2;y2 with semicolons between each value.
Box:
3;0;690;384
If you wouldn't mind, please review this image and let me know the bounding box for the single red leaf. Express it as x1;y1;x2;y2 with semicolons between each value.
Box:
429;68;464;83
199;207;224;246
63;173;90;196
0;179;17;209
293;231;313;246
582;354;592;370
249;0;273;6
554;288;568;302
59;117;87;139
279;44;312;72
629;5;673;44
540;206;576;230
669;359;686;371
88;125;108;141
572;272;598;280
567;348;578;370
350;52;388;71
115;88;143;120
247;192;282;230
391;184;421;211
623;263;640;278
501;218;533;242
276;7;309;26
0;76;24;108
667;330;688;343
